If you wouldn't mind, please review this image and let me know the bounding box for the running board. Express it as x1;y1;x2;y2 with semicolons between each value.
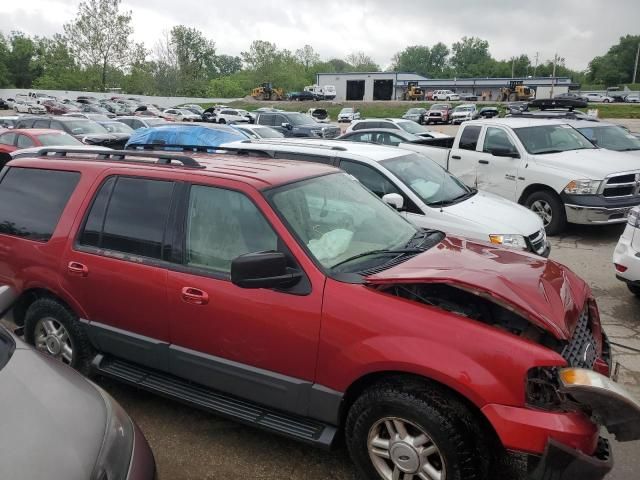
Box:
92;354;337;448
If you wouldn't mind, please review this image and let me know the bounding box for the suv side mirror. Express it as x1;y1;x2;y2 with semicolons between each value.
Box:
282;122;292;130
382;193;404;210
231;251;301;289
490;147;520;158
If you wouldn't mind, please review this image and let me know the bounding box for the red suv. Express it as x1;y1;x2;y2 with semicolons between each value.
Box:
0;148;638;480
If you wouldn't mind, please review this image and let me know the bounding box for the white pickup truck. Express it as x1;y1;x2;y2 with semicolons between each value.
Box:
404;118;640;234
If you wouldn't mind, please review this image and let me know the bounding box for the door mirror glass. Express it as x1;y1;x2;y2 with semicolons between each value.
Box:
382;193;404;210
490;147;519;158
231;251;301;289
281;122;292;129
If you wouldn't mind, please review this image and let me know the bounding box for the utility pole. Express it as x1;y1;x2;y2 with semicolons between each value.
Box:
533;52;539;77
633;43;640;84
550;53;558;98
511;57;515;78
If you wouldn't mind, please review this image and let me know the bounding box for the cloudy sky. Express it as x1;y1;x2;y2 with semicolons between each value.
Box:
0;0;638;70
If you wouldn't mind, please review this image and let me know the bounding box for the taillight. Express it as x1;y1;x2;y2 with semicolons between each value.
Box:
614;263;628;272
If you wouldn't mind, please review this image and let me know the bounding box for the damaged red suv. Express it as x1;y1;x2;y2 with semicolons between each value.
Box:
1;147;638;480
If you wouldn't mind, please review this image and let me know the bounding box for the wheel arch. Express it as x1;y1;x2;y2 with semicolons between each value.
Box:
12;287;80;327
517;183;561;205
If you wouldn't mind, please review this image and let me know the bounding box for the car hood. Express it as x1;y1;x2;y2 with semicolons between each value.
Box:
452;111;474;117
443;190;543;235
365;236;588;339
531;148;640;179
0;329;107;480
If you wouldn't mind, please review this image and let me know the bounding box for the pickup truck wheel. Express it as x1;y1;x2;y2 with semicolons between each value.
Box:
24;298;93;374
346;382;490;480
628;284;640;297
525;191;566;235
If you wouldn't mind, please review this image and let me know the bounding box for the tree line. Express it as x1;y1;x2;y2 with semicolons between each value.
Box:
0;0;637;97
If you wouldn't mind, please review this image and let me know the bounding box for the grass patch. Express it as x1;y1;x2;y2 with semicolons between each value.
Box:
197;100;640;120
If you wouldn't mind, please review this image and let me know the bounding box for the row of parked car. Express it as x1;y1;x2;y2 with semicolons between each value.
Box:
1;111;639;479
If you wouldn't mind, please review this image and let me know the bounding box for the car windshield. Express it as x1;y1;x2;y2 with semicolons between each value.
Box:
341;108;353;114
285;113;314;126
64;120;108;135
431;105;448;111
513;124;596;154
398;121;426;135
577;125;640;152
455;106;474;112
407;109;424;114
102;122;134;133
36;133;83;146
382;153;473;207
268;173;417;271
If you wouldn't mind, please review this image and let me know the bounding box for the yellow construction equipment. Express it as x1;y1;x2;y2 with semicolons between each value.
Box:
251;82;285;101
499;80;535;102
402;81;425;101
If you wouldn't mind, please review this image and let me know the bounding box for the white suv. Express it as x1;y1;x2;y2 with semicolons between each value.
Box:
614;206;640;297
221;138;549;256
432;90;460;101
347;118;445;139
216;109;249;124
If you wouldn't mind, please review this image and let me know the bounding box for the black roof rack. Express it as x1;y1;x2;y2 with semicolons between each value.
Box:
506;110;599;122
125;143;277;158
26;148;205;168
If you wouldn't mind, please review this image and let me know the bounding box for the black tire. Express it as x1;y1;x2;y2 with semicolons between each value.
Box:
218;118;226;124
24;297;93;374
604;99;610;103
628;284;640;297
525;190;566;236
346;379;492;480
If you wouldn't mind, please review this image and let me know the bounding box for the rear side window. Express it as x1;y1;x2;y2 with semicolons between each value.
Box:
0;167;80;241
339;160;402;197
79;176;174;259
258;114;275;126
458;125;482;151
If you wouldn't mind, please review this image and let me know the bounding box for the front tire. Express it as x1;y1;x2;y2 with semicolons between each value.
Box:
218;118;226;124
525;190;567;235
628;284;640;297
24;298;93;374
346;380;491;480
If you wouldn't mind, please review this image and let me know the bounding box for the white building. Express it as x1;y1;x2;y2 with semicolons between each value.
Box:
314;72;577;101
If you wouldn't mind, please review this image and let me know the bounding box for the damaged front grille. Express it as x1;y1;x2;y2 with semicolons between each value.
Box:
561;308;597;369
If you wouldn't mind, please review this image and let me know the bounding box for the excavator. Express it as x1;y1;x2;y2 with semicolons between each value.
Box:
402;81;425;101
499;80;535;102
251;83;285;101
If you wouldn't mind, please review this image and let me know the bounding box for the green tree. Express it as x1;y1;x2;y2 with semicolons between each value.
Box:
588;35;640;86
32;35;85;90
7;32;40;88
450;37;492;77
214;54;242;77
206;76;246;98
345;52;380;72
0;34;11;87
171;25;216;95
295;44;320;71
392;43;450;77
63;0;134;90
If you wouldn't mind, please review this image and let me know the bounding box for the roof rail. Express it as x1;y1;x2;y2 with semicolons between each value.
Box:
126;143;276;158
506;111;599;122
240;139;347;151
29;148;205;168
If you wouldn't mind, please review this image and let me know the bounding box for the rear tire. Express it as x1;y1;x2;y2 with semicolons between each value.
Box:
346;379;492;480
628;284;640;297
24;298;93;375
218;118;226;124
525;190;566;235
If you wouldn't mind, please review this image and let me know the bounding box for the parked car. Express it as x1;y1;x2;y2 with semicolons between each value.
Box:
555;93;589;102
14;116;129;149
125;124;245;150
100;100;128;114
235;109;256;124
229;137;548;255
162;108;202;122
288;91;317;101
432;90;460;101
256;111;340;138
0;98;9;110
303;84;336;100
0;128;82;153
339;128;452;147
98;120;135;134
214;109;249;124
614;206;640;297
478;107;499;118
1;147;632;480
347;118;448;139
64;112;113;122
308;108;330;123
402;108;427;124
79;104;115;118
4;98;16;109
177;104;205;114
134;105;167;118
232;124;285;139
42;100;79;115
404;118;640;234
117;116;169;130
14;100;47;114
459;93;478;101
450;104;479;124
424;104;453;124
567;120;640;156
75;96;99;104
0;325;155;480
625;94;640;103
337;107;361;123
584;92;615;103
0;116;19;129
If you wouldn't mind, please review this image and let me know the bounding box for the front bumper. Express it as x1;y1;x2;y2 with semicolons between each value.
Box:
613;223;640;283
562;193;639;225
127;420;156;480
528;437;612;480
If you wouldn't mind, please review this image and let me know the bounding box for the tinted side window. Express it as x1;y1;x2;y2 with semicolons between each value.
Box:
33;120;49;128
459;125;482;151
80;177;174;259
0;133;16;145
258;114;274;126
16;135;35;148
0;167;80;241
50;120;64;131
483;127;516;153
186;185;277;273
339;160;401;197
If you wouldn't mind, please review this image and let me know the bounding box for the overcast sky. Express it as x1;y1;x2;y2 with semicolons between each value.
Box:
1;0;638;71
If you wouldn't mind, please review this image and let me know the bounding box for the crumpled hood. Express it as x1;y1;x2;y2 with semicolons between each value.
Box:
365;236;589;339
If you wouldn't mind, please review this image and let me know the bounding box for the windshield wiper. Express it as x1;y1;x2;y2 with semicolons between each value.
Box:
427;188;477;207
331;248;424;269
533;149;564;154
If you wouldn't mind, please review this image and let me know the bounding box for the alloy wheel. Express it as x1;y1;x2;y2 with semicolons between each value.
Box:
530;199;553;226
368;417;446;480
34;316;74;364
